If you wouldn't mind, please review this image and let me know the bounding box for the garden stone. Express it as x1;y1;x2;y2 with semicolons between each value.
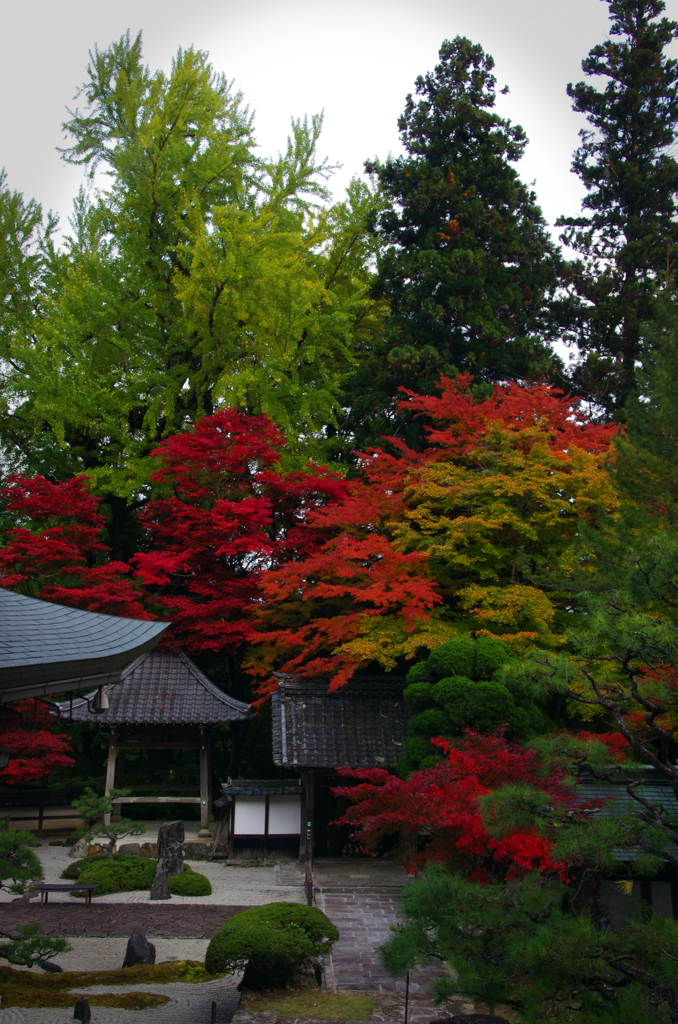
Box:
122;930;156;968
69;839;90;859
150;820;184;900
73;995;92;1022
118;842;143;857
40;960;63;973
183;840;210;860
150;866;170;900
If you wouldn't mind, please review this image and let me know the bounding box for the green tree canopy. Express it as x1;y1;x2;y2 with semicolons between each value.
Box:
1;32;385;493
340;36;562;452
558;0;678;414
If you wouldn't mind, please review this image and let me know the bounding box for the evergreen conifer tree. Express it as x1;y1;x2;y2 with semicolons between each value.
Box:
558;0;678;414
341;37;562;452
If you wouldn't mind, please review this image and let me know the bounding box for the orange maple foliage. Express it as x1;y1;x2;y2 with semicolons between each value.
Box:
247;375;617;695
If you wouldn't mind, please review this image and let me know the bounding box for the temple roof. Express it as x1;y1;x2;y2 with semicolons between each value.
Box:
271;678;407;769
61;648;253;726
0;589;169;702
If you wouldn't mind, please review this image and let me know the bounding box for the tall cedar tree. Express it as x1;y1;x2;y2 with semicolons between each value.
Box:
341;37;562;452
558;0;678;414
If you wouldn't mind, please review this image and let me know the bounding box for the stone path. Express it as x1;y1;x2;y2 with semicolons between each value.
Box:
306;861;449;996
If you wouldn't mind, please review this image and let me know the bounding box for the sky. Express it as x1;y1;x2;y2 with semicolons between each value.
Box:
0;0;654;245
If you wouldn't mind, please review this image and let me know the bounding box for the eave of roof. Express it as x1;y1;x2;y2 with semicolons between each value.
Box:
0;590;169;701
217;778;303;801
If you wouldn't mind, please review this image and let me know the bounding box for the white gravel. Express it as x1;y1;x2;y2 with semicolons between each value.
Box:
0;845;305;906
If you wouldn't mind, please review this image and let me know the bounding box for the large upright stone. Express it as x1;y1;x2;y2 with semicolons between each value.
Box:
73;995;92;1022
122;930;156;968
150;820;185;901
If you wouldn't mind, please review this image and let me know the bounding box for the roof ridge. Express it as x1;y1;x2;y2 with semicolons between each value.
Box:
175;649;252;715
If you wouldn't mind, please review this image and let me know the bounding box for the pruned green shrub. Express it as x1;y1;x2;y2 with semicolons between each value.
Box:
61;854;155;895
205;902;339;988
168;866;212;896
0;925;70;969
399;635;547;775
0;823;42;896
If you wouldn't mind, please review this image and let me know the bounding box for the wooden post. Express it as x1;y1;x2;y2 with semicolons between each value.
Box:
112;747;125;822
103;728;117;827
303;771;315;905
298;773;307;862
404;971;410;1024
199;727;210;835
207;734;214;822
306;772;315;867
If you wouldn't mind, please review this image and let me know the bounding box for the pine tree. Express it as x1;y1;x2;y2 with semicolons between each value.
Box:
558;0;678;414
341;37;562;451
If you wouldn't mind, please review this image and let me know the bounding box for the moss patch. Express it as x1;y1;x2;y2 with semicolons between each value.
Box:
0;960;219;1008
243;988;375;1020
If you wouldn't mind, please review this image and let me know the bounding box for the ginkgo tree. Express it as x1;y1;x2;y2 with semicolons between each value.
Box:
1;32;386;498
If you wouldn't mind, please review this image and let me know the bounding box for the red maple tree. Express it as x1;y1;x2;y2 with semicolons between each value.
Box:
332;730;590;880
0;700;74;788
131;409;346;656
0;475;150;617
248;375;616;695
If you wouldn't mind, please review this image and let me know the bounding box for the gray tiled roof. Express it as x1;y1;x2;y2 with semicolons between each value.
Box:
272;678;407;769
578;769;678;819
61;649;253;725
0;589;169;700
578;768;678;863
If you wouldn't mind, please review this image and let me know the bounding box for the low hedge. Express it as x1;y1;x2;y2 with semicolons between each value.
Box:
168;866;212;897
61;855;155;896
205;902;339;989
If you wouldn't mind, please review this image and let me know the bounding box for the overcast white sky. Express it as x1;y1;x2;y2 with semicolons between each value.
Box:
0;0;664;245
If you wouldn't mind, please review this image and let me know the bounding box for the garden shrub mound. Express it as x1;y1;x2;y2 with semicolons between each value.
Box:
168;864;212;896
61;855;155;896
205;902;339;989
0;961;218;1007
400;635;547;774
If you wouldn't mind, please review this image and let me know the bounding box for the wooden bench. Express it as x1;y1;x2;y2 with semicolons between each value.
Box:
35;883;99;905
